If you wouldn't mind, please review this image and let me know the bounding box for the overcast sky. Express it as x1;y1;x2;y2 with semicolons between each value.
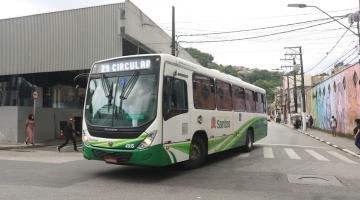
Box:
0;0;358;74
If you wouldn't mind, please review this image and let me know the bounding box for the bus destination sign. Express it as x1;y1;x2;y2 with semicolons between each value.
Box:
93;59;151;73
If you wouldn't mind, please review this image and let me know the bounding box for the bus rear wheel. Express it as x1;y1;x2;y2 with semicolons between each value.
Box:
184;136;206;169
244;129;254;152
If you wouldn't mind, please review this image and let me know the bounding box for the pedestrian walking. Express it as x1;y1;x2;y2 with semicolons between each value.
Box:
57;118;78;152
354;119;360;151
305;115;309;129
24;114;35;145
330;116;337;137
309;115;313;128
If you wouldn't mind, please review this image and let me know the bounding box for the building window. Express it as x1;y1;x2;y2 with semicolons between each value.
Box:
328;84;331;94
193;74;215;110
343;77;346;90
353;72;358;87
323;87;325;96
215;80;232;111
333;82;336;93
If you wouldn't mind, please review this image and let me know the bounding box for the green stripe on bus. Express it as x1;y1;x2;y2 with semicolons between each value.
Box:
168;151;177;163
89;132;147;149
169;142;191;155
208;117;266;153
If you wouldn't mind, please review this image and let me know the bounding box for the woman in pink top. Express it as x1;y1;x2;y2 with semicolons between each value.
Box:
24;114;35;145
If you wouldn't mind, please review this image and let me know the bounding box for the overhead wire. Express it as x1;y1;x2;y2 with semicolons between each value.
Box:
156;7;356;27
304;23;352;73
315;47;358;74
343;54;359;66
178;16;346;37
179;17;346;44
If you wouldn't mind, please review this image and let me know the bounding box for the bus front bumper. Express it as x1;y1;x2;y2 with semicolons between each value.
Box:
82;144;172;167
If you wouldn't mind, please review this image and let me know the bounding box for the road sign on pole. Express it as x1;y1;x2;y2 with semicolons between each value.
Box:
32;91;38;100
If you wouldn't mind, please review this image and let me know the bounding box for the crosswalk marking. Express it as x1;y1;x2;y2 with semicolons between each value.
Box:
263;147;274;158
327;151;358;164
236;146;358;164
284;148;301;159
305;149;329;161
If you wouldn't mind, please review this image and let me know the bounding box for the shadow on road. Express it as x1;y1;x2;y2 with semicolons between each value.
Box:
92;146;254;183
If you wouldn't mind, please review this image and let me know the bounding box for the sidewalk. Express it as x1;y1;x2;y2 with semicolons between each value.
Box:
281;122;360;159
0;137;82;150
305;128;360;154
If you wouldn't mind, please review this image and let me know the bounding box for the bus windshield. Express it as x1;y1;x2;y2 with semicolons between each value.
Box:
85;73;158;128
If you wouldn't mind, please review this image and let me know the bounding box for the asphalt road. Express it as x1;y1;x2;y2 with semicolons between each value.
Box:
0;122;359;200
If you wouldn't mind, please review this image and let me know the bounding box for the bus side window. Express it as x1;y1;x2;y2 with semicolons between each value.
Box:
245;89;251;112
216;80;232;111
233;86;245;112
193;74;215;110
163;76;188;121
261;94;266;113
253;91;258;112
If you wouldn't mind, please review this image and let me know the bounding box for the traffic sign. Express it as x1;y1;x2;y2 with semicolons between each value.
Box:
32;91;38;99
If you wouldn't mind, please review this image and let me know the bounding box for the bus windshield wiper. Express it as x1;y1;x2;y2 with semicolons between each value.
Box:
120;71;140;100
117;71;140;118
100;74;113;107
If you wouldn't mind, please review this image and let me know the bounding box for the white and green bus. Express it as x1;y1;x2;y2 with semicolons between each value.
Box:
82;54;267;168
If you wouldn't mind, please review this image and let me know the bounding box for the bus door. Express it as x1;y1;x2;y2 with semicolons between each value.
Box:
162;63;191;145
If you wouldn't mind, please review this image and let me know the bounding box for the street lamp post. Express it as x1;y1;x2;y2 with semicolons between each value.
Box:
288;4;358;36
288;3;360;60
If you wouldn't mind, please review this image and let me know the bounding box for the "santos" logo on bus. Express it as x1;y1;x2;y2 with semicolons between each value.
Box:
211;117;230;129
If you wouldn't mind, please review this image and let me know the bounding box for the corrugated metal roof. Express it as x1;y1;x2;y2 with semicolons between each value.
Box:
0;3;124;75
0;1;198;76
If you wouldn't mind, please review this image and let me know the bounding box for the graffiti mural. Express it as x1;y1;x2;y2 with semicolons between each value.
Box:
311;64;360;135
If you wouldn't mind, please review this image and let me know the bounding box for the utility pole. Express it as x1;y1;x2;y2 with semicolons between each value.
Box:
284;46;306;131
171;6;176;56
280;57;297;125
286;74;291;115
293;69;298;113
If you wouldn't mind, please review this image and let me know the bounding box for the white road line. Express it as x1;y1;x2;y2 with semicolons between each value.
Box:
284;148;301;160
263;147;274;158
255;143;328;149
327;151;358;164
239;153;250;158
305;149;329;161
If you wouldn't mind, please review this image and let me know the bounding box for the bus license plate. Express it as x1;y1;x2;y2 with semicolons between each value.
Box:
104;156;118;164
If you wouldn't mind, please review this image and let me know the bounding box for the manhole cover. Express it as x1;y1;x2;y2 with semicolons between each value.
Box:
288;174;342;186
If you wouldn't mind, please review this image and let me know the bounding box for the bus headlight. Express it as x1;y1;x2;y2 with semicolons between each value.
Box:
137;131;157;149
82;130;90;145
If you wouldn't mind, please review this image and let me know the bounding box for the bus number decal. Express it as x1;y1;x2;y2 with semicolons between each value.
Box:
125;144;135;149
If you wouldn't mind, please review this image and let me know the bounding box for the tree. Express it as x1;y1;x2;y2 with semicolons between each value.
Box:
185;48;214;67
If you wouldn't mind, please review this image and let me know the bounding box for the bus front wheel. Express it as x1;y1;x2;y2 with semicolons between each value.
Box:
184;136;206;169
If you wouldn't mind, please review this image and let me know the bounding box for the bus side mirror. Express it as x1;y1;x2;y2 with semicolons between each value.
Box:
73;73;89;88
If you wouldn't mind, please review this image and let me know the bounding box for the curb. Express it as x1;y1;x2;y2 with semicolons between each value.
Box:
0;142;83;151
297;129;360;159
0;144;45;150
